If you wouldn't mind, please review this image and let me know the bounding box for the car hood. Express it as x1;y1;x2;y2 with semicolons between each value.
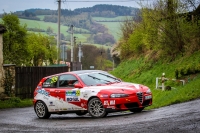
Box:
84;82;147;94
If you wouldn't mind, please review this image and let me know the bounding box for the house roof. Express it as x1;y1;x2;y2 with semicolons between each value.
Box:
0;24;6;34
193;4;200;15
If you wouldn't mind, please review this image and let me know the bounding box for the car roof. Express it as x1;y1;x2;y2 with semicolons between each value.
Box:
44;70;105;78
71;70;105;74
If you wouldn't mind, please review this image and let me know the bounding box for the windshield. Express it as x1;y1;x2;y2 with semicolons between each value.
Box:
78;72;121;86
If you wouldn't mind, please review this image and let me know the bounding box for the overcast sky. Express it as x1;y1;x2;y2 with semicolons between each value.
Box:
0;0;148;14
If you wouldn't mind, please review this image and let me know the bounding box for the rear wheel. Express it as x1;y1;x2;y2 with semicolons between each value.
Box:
34;101;51;119
88;98;107;118
129;107;144;113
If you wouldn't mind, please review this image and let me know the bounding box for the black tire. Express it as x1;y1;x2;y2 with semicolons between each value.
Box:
76;111;88;116
129;107;144;113
34;101;51;119
88;98;107;118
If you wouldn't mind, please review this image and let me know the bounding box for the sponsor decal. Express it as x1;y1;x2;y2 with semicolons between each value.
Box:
51;76;58;84
104;100;115;105
66;90;80;96
73;108;83;110
107;106;115;109
49;101;55;106
37;86;42;89
83;94;88;98
81;103;87;108
66;96;80;102
104;100;109;105
37;89;50;97
42;82;51;87
110;100;115;105
63;108;67;111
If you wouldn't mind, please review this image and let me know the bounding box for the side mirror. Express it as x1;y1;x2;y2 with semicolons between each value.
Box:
74;82;83;88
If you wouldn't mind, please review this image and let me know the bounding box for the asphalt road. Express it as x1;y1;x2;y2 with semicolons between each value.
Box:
0;99;200;133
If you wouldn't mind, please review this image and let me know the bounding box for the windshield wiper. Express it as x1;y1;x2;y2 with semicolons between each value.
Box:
88;75;111;83
98;73;121;83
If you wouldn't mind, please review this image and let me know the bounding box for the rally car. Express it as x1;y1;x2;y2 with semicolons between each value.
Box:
33;70;152;118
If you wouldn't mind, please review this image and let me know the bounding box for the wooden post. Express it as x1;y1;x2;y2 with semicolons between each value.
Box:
161;73;165;91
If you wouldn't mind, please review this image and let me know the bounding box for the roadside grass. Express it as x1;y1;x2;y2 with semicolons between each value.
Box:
0;97;33;109
147;77;200;110
111;51;200;110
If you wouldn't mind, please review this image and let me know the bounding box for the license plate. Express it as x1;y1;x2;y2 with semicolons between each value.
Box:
145;95;152;100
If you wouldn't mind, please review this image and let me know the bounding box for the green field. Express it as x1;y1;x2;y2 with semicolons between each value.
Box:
36;15;46;20
92;16;132;41
92;16;132;21
19;19;89;42
1;16;124;43
98;21;122;41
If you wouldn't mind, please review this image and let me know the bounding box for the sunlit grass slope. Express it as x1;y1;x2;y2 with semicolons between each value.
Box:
111;51;200;109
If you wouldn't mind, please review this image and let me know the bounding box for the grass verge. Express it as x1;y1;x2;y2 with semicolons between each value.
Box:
111;52;200;110
0;97;33;109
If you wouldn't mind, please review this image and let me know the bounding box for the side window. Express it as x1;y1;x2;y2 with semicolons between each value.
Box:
42;76;58;88
58;74;78;88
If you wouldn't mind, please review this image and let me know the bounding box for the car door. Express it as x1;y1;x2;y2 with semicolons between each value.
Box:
41;75;59;111
57;74;82;111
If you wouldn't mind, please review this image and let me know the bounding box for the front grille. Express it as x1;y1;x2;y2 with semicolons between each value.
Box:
142;100;151;106
137;92;143;104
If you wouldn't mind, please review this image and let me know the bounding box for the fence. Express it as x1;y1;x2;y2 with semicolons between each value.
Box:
15;66;69;99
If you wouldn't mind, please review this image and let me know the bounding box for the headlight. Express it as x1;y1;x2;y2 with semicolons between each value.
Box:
110;93;129;98
146;89;151;94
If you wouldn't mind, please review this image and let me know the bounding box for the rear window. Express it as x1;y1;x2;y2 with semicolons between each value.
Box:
42;76;58;88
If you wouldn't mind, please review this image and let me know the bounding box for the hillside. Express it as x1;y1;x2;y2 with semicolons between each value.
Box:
3;4;139;46
110;51;200;109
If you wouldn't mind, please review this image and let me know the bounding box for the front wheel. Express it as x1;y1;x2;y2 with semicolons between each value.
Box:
88;98;107;118
129;107;144;113
34;101;51;119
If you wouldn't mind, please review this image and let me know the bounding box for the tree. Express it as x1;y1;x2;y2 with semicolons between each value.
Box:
65;44;112;70
117;0;200;61
46;26;54;34
26;33;57;66
1;13;58;66
1;13;30;66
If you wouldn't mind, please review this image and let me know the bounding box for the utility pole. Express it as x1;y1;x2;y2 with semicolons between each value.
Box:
70;25;74;62
78;42;83;62
74;36;77;62
57;0;61;64
100;46;104;70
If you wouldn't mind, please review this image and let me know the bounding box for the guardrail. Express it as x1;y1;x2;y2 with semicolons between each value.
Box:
156;73;185;91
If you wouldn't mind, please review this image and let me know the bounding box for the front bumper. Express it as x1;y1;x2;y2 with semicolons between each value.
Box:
101;94;152;112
